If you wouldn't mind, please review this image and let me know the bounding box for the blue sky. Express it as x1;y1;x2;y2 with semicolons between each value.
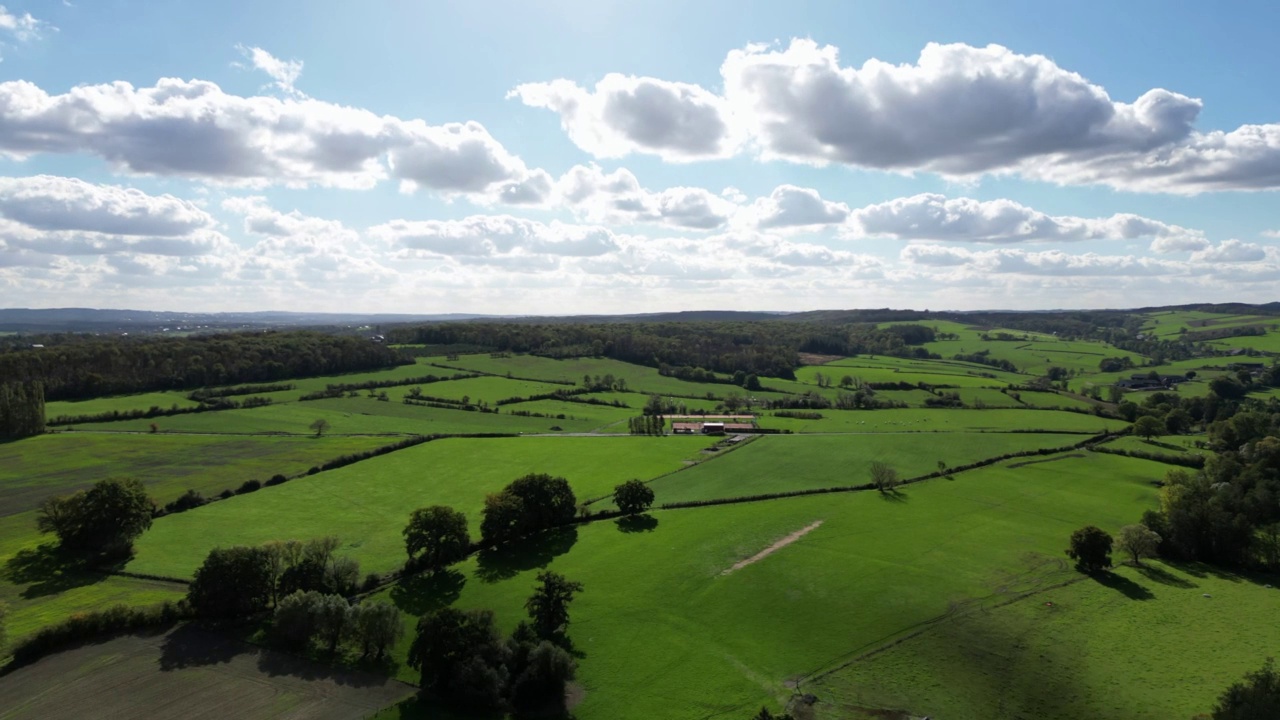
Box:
1;0;1278;313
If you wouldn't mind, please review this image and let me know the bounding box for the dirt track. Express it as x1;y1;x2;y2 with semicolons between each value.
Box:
722;520;824;575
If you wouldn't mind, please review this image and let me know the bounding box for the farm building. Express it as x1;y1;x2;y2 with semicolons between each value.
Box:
671;419;757;435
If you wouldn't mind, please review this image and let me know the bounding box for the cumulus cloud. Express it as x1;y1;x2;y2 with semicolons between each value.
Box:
0;175;215;236
747;184;850;229
0;78;547;199
900;244;1183;276
554;164;736;229
519;39;1280;193
509;74;738;160
1262;230;1280;239
1189;239;1267;263
237;45;305;97
369;215;620;265
848;193;1205;246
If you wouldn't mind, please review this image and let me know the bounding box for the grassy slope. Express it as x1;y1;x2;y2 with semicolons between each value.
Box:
638;433;1089;505
811;560;1279;720
757;408;1123;434
127;436;718;578
372;452;1170;720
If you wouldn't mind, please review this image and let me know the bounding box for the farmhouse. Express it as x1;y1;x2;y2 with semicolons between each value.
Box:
669;415;757;435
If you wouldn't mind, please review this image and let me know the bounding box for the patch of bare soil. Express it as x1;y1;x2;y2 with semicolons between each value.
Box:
722;520;823;575
0;625;415;720
798;353;843;366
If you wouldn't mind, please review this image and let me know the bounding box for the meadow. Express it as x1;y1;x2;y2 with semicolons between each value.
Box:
4;311;1278;720
126;435;719;578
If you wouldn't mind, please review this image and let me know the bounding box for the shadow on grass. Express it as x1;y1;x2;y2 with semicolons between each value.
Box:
3;543;106;599
255;643;397;688
615;514;658;533
878;488;908;503
475;527;578;584
1164;559;1279;587
375;695;505;720
1091;570;1155;600
389;568;466;616
1134;562;1198;589
1139;439;1185;451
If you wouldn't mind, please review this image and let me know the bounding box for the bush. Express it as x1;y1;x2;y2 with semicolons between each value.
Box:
264;473;289;487
8;601;190;668
235;479;262;495
163;489;207;514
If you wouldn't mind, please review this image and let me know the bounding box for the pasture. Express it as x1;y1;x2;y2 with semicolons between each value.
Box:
756;407;1122;434
370;452;1172;719
126;435;719;578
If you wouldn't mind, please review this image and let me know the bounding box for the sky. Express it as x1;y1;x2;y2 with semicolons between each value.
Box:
2;0;1279;314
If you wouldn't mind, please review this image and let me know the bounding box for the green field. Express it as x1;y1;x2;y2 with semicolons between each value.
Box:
127;436;719;578
370;452;1180;719
45;390;201;420
757;407;1122;434
637;432;1090;504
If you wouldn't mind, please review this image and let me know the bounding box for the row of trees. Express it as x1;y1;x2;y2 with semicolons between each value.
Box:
272;590;403;660
407;571;583;715
0;380;44;438
1;330;408;401
187;537;365;618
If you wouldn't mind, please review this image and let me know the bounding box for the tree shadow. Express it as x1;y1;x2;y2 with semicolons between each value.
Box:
3;543;106;599
158;624;248;670
1091;570;1155;600
1133;562;1198;589
1140;439;1183;451
1163;559;1279;587
376;695;505;720
878;488;908;503
615;514;658;533
389;568;466;616
475;527;579;584
255;645;395;688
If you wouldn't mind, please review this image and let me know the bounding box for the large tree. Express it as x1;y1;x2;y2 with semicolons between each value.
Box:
188;545;276;618
525;571;584;642
1066;525;1113;573
407;607;510;710
480;474;576;545
1133;415;1165;441
613;479;655;516
347;600;404;660
1115;524;1161;565
870;461;899;493
404;505;471;571
36;478;154;560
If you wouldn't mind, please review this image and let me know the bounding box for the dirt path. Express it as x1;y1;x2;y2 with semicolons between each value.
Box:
722;520;823;575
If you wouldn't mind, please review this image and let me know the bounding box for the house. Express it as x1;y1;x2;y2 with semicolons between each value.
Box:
672;422;702;434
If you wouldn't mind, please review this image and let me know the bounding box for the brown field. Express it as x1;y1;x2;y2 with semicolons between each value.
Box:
0;626;415;720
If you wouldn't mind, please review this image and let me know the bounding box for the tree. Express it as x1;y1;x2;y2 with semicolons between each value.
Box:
613;479;655;516
407;607;510;710
0;380;45;439
36;478;154;559
1133;415;1164;441
869;461;899;493
525;571;584;642
1213;658;1280;719
189;545;276;618
272;590;324;650
508;640;577;716
1165;408;1193;435
481;474;576;546
347;600;404;660
313;593;350;655
310;418;331;436
404;506;471;571
1066;525;1113;573
1115;524;1161;565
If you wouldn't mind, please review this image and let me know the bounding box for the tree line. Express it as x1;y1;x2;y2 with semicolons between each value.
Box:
0;330;409;401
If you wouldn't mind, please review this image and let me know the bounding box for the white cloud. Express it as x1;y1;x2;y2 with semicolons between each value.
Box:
0;175;215;236
1150;235;1211;254
747;185;850;229
369;215;620;264
520;39;1280;194
1262;229;1280;239
901;244;1184;277
509;74;738;160
237;45;305;98
848;193;1204;245
554;164;736;229
1189;239;1267;263
0;5;47;44
0;78;545;199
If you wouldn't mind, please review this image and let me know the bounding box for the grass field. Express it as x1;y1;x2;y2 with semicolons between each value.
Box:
757;408;1122;434
0;432;392;515
811;559;1280;719
637;432;1090;505
370;452;1177;719
45;390;201;420
127;435;719;578
0;626;415;719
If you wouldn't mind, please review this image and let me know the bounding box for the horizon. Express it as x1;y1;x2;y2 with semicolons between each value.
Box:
2;1;1279;313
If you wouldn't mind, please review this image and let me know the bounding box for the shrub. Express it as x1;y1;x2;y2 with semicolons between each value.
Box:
8;601;189;667
235;479;262;495
264;473;289;487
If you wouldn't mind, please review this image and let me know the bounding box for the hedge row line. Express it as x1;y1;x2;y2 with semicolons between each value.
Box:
297;372;479;400
402;397;499;413
4;601;191;672
1089;445;1205;469
188;382;295;401
47;396;273;426
426;362;578;387
494;388;593;406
